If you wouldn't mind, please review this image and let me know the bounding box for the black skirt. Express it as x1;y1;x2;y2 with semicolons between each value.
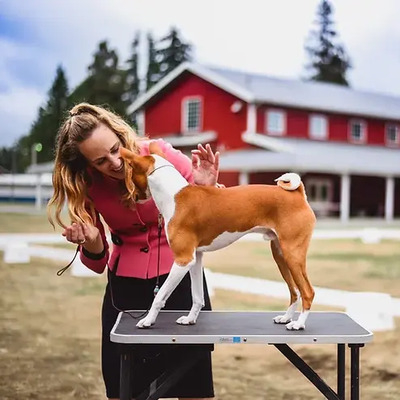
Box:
101;269;215;399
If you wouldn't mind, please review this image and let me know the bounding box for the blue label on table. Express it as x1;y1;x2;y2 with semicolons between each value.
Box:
219;336;241;343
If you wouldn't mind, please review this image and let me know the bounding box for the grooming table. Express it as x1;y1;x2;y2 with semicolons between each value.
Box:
111;311;373;400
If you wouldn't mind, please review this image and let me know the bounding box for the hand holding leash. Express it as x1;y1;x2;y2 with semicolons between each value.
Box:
62;222;101;251
191;143;220;186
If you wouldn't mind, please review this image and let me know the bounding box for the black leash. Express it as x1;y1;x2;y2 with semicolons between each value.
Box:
153;213;163;296
57;245;80;276
56;214;164;321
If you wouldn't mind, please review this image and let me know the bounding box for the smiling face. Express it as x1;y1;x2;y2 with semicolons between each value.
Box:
78;124;124;179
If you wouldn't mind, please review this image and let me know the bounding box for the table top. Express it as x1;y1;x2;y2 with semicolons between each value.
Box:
110;311;373;345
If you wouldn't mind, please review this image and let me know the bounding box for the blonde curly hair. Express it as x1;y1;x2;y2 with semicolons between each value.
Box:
47;103;144;228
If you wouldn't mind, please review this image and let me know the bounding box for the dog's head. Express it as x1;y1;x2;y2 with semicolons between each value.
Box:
120;142;167;203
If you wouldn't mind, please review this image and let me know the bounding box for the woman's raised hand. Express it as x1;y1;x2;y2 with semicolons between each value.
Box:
191;143;220;186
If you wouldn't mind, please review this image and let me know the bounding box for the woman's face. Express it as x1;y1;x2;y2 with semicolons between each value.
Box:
78;124;125;180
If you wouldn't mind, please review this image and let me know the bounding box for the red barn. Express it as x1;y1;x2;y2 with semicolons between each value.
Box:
129;63;400;222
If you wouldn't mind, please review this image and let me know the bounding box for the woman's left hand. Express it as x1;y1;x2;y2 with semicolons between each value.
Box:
191;143;220;186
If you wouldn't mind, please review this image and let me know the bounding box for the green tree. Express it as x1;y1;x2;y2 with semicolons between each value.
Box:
0;147;12;172
16;65;70;169
146;33;162;90
304;0;351;86
69;41;128;116
146;28;192;90
158;27;192;77
125;32;141;104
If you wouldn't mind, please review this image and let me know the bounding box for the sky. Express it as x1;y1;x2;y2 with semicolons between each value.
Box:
0;0;400;148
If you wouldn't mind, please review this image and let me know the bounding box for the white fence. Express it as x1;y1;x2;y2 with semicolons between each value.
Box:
1;232;399;332
0;173;53;209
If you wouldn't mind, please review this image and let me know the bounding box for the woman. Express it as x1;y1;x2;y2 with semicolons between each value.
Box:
47;102;218;400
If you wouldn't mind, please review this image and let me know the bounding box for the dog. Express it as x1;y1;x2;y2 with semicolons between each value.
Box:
120;144;316;330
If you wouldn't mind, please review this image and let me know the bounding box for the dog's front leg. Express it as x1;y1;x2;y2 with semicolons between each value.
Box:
176;252;204;325
136;262;190;328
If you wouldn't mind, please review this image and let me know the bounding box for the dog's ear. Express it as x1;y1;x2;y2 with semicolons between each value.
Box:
120;147;136;161
149;141;166;159
120;147;152;173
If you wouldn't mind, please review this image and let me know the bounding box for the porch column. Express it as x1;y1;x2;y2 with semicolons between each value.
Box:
239;171;249;186
35;174;43;210
385;176;395;222
136;110;145;136
246;104;257;133
340;174;351;223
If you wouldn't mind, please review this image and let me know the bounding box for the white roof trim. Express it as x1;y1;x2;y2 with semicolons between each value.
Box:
128;62;254;114
158;131;217;147
242;132;295;153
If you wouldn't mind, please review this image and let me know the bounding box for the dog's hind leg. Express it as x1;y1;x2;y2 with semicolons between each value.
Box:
176;251;205;325
270;239;300;324
279;238;315;330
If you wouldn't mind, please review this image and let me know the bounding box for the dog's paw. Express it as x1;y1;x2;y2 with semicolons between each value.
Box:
136;316;155;329
176;315;196;325
273;314;292;324
285;320;305;330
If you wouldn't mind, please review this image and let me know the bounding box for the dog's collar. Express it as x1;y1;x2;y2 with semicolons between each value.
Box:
148;164;176;177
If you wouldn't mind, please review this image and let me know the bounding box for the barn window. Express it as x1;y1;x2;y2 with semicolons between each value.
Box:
265;109;286;135
385;124;399;146
309;114;328;140
349;120;367;143
183;98;202;133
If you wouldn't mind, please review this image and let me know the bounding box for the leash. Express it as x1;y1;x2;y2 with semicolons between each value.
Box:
57;245;80;276
108;213;163;321
56;213;164;321
154;213;163;296
147;164;176;177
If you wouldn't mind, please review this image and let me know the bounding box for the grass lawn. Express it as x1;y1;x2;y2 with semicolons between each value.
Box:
1;211;400;399
1;256;399;400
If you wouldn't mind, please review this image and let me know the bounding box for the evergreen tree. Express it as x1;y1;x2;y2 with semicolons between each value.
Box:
0;147;12;172
146;28;192;90
22;65;70;167
158;27;192;77
47;65;69;125
125;32;141;104
69;41;128;116
304;0;351;86
41;65;69;161
146;33;162;90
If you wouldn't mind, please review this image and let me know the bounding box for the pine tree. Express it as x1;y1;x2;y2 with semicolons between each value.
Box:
47;65;69;125
0;147;13;172
146;33;162;90
304;0;351;86
69;41;128;116
158;27;192;80
146;28;192;90
125;32;141;104
28;66;69;164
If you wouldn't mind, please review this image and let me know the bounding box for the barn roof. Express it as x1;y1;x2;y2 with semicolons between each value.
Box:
129;62;400;121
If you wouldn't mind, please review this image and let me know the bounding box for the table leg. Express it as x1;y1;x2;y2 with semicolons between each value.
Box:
120;352;132;400
337;344;345;400
274;344;340;400
349;344;364;400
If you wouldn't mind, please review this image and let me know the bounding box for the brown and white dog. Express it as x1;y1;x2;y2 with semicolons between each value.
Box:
120;145;316;330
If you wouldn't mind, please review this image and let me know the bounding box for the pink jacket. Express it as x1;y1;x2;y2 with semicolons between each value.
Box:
80;139;194;278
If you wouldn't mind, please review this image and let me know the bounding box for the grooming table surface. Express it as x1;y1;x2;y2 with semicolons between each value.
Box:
111;311;373;345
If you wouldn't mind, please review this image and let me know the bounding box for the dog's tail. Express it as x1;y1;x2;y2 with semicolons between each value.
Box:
275;173;302;191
